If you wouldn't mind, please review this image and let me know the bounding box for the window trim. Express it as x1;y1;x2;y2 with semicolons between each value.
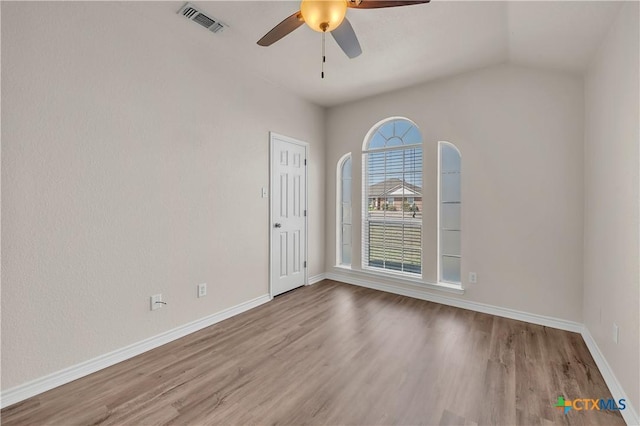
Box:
336;152;352;267
330;265;465;295
437;141;462;286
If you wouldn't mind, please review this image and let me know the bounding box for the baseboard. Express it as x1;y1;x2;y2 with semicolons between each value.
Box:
581;328;639;426
325;271;583;333
308;273;326;285
0;293;271;409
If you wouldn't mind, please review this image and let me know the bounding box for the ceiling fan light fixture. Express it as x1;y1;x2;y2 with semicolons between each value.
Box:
300;0;348;32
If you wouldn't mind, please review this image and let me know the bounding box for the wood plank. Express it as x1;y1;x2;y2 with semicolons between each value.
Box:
1;280;625;425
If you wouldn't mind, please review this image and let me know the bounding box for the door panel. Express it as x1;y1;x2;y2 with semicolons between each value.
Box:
280;173;288;217
271;135;307;296
279;232;288;277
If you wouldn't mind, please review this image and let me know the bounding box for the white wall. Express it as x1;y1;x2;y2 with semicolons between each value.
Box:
326;64;585;322
584;1;639;413
1;2;325;391
3;0;637;415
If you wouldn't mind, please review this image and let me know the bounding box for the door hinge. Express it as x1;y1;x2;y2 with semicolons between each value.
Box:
304;261;307;268
304;159;307;166
304;210;307;216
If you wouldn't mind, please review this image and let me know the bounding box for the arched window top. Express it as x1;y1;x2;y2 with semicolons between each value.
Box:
440;141;461;172
363;117;422;151
338;153;352;179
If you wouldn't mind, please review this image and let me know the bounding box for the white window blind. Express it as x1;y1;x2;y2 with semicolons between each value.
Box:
363;119;423;275
439;142;461;284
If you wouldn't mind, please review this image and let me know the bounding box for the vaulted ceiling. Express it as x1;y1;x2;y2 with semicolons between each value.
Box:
129;1;623;107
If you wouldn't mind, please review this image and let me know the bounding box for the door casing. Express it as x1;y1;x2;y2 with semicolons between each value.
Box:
269;132;309;298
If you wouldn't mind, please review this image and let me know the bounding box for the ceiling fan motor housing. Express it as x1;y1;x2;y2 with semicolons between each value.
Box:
300;0;348;33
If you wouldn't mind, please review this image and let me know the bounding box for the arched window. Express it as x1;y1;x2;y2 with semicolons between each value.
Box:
362;118;423;275
438;142;461;284
337;153;352;266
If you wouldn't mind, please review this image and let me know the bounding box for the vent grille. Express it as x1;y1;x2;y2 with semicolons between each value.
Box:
182;6;198;19
178;2;227;34
193;13;215;28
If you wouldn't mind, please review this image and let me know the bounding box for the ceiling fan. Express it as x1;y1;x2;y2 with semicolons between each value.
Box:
257;0;431;60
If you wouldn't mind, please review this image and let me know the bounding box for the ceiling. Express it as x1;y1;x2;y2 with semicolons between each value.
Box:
129;1;623;107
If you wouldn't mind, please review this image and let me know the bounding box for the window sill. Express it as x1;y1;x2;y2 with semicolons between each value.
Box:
331;266;465;295
334;264;352;271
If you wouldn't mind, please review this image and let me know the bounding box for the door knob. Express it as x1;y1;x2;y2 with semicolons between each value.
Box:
274;223;282;228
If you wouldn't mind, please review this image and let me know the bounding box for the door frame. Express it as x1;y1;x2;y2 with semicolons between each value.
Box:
269;132;309;299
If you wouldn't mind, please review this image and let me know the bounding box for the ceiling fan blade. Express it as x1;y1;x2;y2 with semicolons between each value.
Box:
257;11;305;46
347;0;430;9
331;18;362;59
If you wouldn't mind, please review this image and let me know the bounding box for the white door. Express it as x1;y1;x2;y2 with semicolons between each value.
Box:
270;133;307;297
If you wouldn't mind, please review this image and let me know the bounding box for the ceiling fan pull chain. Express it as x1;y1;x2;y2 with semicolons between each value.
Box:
321;31;326;79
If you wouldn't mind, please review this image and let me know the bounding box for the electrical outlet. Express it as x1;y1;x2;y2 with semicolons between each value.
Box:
197;283;207;298
469;272;477;284
150;294;164;311
612;323;619;344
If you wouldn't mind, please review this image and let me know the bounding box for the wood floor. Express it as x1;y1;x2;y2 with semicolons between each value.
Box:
2;280;624;425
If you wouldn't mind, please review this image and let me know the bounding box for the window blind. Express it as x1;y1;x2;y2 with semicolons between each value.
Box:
363;119;423;276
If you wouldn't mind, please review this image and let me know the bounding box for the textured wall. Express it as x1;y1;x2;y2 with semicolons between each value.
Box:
325;64;585;322
1;2;325;390
584;2;640;413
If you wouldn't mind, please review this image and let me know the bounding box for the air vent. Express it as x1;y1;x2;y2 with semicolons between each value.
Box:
178;2;227;34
